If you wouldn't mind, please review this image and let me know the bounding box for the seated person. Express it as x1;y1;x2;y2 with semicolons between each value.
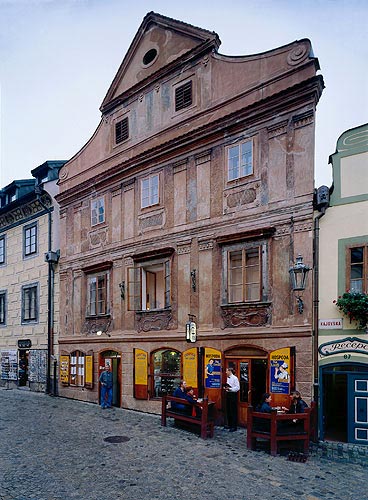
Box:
184;386;200;416
171;380;187;412
287;391;308;414
258;393;272;413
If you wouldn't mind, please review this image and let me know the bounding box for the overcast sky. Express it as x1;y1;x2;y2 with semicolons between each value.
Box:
0;0;367;189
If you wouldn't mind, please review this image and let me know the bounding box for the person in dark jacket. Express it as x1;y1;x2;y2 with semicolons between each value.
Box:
99;364;113;409
171;380;187;411
287;391;308;414
258;393;273;413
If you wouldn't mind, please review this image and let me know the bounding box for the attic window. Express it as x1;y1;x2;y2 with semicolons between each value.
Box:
143;48;158;66
175;81;192;112
115;117;129;144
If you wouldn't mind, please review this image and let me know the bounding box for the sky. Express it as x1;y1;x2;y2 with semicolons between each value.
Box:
0;0;367;189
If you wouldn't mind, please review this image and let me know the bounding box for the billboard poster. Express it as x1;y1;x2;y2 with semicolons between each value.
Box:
270;347;290;394
183;348;198;388
204;347;221;388
1;350;18;380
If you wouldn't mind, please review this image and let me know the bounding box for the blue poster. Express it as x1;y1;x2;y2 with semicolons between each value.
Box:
270;347;291;394
204;349;221;388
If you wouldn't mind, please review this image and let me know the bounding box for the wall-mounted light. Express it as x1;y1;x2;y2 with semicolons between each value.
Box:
119;281;125;300
289;254;311;314
190;269;197;292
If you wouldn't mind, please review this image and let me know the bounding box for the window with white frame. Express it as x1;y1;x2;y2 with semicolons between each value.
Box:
128;258;171;311
141;174;159;209
348;245;368;293
70;350;85;386
0;292;6;325
87;271;110;316
91;197;105;226
223;241;267;303
227;140;253;181
24;223;37;257
21;284;38;322
0;236;5;264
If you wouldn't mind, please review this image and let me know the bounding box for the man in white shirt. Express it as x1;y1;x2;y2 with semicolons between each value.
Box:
225;367;240;432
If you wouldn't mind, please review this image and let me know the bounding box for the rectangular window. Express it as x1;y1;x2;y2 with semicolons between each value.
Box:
91;197;105;226
0;236;5;264
70;351;85;387
175;80;192;112
115;117;129;144
349;245;368;293
88;272;109;316
0;292;6;325
128;259;171;311
22;284;38;322
228;246;261;302
141;174;159;208
24;223;37;256
228;140;253;181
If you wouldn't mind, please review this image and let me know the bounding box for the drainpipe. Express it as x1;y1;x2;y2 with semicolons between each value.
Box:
312;185;330;437
35;185;56;395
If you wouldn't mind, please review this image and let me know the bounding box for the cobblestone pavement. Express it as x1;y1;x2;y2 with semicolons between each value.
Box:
0;389;367;500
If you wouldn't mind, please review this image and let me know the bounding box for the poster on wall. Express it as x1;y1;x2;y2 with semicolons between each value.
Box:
270;347;290;394
204;347;221;389
60;355;70;384
183;348;198;388
28;350;47;383
1;350;18;380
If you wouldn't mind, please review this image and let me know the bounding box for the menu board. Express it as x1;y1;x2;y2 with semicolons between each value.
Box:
1;350;18;380
28;350;47;383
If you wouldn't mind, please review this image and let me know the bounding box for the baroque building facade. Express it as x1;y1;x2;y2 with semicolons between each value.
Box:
317;123;368;444
56;12;324;425
0;161;65;392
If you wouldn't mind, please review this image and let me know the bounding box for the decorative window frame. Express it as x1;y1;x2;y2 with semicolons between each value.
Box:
21;282;39;324
91;196;105;227
86;269;111;317
23;222;38;258
226;137;254;183
140;172;161;210
345;243;368;294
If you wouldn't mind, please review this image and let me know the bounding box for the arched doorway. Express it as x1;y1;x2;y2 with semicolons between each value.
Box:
225;345;268;426
99;350;121;407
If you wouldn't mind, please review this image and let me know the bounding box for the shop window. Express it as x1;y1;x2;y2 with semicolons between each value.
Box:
152;349;181;397
227;139;253;181
24;223;37;257
21;283;38;323
128;258;170;311
348;245;368;293
91;197;105;226
0;236;5;264
0;291;6;325
87;271;110;316
70;351;85;386
141;173;159;208
223;241;267;304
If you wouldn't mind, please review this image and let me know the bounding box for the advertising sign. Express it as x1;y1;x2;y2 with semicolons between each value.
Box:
134;349;148;385
270;347;290;395
1;350;17;380
60;355;70;384
183;348;198;388
319;337;368;356
204;347;221;389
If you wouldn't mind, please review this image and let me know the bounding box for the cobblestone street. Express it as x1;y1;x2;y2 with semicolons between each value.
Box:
0;389;367;500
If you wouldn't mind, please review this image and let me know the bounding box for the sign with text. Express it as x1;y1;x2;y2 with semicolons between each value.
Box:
183;348;198;388
319;337;368;356
1;350;17;380
270;347;290;395
60;355;70;384
319;318;343;329
204;348;221;389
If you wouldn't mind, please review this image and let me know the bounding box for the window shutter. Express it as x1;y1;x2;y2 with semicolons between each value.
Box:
115;117;129;144
175;81;192;111
134;348;148;399
128;267;142;310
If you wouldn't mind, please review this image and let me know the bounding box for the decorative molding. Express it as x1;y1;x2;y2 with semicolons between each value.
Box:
122;178;135;191
124;257;134;267
287;42;309;66
138;93;144;102
73;269;83;279
177;244;191;255
339;128;368;152
0;194;52;230
226;188;257;209
195;150;211;165
111;186;122;198
293;110;314;129
89;227;108;248
268;121;288;138
294;222;313;233
136;310;173;333
220;304;271;329
139;212;164;231
83;316;112;335
59;166;69;181
202;55;210;67
199;240;214;251
154;84;160;93
275;224;291;236
173;159;188;174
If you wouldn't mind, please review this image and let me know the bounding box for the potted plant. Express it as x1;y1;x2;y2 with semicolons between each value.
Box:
334;292;368;330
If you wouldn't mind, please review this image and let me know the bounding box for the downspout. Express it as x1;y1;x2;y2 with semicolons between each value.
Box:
312;185;330;438
35;185;54;395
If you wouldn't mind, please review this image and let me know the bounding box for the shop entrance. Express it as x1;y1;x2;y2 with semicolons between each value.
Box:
322;364;368;443
225;348;267;426
18;350;29;387
99;351;121;407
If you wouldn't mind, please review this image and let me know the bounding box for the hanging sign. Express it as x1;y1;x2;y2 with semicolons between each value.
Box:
186;321;197;343
270;347;291;395
204;348;221;389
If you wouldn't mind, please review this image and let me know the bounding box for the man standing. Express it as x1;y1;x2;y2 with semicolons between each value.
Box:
99;364;113;409
225;367;240;432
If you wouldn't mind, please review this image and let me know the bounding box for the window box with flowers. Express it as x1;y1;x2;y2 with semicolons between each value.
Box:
334;292;368;330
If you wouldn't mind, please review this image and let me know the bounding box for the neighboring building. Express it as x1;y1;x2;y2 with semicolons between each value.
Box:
0;161;66;393
318;123;368;444
56;12;323;424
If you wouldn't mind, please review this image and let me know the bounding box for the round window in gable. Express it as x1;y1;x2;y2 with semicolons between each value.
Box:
143;48;158;67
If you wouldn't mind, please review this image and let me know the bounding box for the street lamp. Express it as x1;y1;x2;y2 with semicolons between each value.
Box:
289;254;311;314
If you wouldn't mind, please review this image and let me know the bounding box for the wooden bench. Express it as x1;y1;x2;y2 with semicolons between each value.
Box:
246;405;313;457
161;395;215;439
